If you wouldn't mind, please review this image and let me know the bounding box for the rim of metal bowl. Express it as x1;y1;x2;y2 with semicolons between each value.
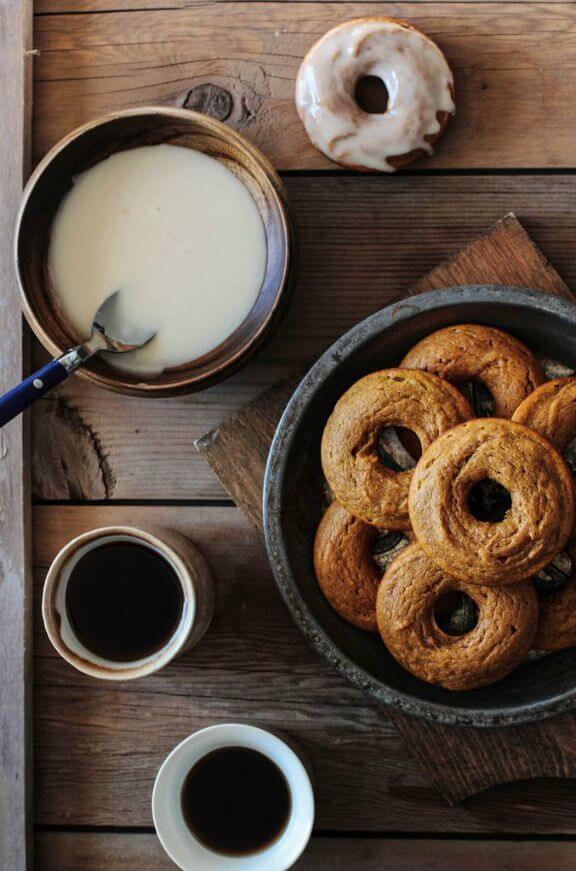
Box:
263;284;576;727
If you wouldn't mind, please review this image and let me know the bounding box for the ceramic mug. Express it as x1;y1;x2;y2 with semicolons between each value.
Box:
152;723;315;870
42;525;214;680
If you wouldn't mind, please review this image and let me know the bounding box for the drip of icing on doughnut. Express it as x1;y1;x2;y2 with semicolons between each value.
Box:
295;18;455;172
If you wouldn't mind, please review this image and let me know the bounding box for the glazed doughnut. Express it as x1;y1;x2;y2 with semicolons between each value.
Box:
512;377;576;452
401;324;545;418
321;369;473;529
313;501;410;631
376;544;538;690
295;17;455;172
408;419;575;585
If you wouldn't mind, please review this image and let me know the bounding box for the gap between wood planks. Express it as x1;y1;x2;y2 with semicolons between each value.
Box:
33;825;576;840
34;0;576;14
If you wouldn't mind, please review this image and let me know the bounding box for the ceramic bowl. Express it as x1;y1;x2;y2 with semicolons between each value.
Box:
15;107;294;396
263;285;576;727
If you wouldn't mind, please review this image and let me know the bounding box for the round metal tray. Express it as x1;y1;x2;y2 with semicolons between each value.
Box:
263;285;576;727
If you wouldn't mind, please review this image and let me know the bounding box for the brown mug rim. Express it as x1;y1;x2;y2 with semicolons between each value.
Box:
42;525;203;680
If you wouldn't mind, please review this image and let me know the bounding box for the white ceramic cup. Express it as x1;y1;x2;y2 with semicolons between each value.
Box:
42;525;214;680
152;724;315;870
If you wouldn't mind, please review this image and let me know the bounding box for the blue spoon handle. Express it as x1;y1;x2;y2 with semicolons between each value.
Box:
0;358;71;427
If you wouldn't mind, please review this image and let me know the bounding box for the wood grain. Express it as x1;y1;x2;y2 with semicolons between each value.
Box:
35;832;576;870
0;1;33;868
31;505;576;831
197;214;576;804
31;174;576;501
32;3;576;170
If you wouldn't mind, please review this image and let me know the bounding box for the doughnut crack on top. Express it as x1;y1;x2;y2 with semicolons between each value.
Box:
376;544;538;691
408;418;575;585
295;17;455;172
321;368;473;529
401;324;545;418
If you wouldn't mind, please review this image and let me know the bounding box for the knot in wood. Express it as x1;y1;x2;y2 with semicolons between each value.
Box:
184;84;233;122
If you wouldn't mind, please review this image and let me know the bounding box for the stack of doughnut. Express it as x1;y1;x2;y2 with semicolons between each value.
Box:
314;324;576;690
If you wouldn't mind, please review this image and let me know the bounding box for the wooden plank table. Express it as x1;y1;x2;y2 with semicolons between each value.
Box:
0;2;33;869
22;0;576;867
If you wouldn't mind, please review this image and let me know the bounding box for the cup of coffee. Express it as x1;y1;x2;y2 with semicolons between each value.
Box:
152;723;315;870
42;525;214;680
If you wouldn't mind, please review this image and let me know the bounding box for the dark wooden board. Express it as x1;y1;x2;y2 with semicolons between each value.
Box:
0;1;34;868
35;831;576;870
198;213;576;804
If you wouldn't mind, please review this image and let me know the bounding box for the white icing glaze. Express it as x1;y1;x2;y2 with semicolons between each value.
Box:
295;18;455;172
48;144;267;376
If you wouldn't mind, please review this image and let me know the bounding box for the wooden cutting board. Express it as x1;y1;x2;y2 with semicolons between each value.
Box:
197;213;576;804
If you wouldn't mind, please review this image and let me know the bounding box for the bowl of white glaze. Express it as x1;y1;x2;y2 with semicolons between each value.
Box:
15;107;294;396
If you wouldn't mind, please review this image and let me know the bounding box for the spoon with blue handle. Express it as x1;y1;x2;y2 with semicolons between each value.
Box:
0;291;155;427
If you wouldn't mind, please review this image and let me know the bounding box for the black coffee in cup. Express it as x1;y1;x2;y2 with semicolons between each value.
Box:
65;541;184;662
180;747;292;856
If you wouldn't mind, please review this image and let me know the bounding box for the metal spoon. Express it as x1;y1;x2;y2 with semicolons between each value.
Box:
0;291;155;427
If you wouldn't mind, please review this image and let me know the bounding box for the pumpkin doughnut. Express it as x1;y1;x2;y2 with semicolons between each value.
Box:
376;544;538;690
512;377;576;451
535;525;576;650
511;379;576;649
401;324;545;418
295;17;455;172
313;501;409;632
321;369;473;529
409;419;575;585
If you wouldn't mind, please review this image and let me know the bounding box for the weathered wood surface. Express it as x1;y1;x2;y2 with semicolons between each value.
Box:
0;1;33;869
32;174;576;501
32;505;576;831
35;832;576;870
26;0;576;863
33;3;576;170
197;213;576;805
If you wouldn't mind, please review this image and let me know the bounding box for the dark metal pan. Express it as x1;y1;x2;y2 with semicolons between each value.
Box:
263;285;576;727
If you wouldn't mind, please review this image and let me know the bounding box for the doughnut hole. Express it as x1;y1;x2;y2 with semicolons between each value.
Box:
433;590;479;637
533;551;572;594
457;381;495;417
563;435;576;477
371;530;410;574
354;75;389;114
377;426;420;472
467;478;512;523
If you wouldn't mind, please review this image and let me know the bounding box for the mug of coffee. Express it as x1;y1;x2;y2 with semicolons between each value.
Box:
152;723;315;870
42;525;214;680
